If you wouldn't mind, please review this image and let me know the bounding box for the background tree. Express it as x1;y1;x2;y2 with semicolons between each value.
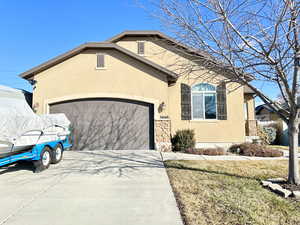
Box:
148;0;300;184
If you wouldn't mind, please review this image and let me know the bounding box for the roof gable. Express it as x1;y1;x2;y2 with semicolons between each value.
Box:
255;104;275;114
108;30;174;42
107;30;210;58
108;31;253;82
20;42;178;83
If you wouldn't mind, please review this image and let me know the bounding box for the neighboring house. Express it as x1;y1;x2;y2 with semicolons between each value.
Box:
255;104;281;121
256;102;300;146
256;96;300;122
20;30;257;151
21;89;33;108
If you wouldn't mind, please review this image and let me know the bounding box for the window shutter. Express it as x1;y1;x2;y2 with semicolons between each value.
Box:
217;82;227;120
97;54;105;68
138;42;145;55
181;83;191;120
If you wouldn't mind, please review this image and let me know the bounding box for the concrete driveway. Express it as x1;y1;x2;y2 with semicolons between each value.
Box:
0;150;183;225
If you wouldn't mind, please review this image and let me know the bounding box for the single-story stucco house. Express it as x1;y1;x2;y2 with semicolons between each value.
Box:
20;30;257;151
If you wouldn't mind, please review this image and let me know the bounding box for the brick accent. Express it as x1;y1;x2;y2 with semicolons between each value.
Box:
245;120;257;136
155;119;172;152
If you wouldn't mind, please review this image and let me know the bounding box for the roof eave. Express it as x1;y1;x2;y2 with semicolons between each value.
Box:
108;31;254;81
19;42;178;82
106;30;163;42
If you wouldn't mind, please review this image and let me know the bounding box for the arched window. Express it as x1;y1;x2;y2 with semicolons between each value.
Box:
191;83;217;119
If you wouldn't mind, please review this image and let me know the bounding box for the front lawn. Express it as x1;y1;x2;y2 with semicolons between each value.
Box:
165;160;300;225
269;145;300;152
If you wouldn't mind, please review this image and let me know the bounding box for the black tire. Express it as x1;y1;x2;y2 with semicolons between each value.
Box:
51;144;64;164
33;146;52;173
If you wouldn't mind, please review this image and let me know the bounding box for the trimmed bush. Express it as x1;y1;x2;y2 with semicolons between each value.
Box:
185;147;226;155
171;129;195;152
202;147;226;155
183;148;198;154
229;143;283;157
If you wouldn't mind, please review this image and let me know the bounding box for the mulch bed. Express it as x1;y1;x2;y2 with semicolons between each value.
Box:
281;183;300;192
270;179;300;192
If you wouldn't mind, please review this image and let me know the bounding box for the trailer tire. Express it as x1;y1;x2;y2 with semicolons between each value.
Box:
33;146;52;173
51;144;63;164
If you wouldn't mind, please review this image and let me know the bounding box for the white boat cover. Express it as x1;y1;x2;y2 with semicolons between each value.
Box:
0;85;70;144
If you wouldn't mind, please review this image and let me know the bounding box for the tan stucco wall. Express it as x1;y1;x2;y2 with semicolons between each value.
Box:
169;76;246;143
244;93;256;120
117;37;247;143
117;36;198;75
31;36;250;145
244;93;257;136
33;49;169;119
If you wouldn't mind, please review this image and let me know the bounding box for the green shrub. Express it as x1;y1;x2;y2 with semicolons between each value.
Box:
258;126;277;145
229;143;283;157
265;122;281;144
263;126;277;144
171;129;195;152
257;126;268;145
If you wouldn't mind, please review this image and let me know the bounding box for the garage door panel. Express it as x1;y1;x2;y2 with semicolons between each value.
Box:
50;99;154;150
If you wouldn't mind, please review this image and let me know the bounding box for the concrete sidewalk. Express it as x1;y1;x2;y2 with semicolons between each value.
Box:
161;151;289;161
0;150;183;225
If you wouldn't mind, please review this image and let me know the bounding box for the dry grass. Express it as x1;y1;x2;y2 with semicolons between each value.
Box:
165;160;300;225
269;145;300;152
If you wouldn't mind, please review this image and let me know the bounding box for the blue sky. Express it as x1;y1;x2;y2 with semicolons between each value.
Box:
0;0;272;105
0;0;161;91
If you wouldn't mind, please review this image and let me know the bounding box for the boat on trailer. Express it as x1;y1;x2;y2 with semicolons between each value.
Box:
0;85;71;159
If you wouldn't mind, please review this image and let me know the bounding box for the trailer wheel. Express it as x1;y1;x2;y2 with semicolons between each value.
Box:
33;146;52;173
51;144;63;164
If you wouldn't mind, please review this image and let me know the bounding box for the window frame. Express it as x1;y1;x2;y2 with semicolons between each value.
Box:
191;83;218;120
137;41;145;55
95;53;106;70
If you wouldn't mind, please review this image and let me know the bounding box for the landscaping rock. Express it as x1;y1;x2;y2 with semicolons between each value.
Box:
268;183;282;189
268;183;292;198
292;191;300;199
261;180;272;187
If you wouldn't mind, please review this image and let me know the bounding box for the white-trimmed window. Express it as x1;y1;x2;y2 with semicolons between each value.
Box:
137;41;145;55
96;53;105;69
191;83;217;119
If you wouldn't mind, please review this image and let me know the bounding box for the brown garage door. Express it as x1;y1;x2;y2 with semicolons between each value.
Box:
49;98;154;150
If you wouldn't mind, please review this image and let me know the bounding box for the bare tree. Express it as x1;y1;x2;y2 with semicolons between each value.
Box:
148;0;300;184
